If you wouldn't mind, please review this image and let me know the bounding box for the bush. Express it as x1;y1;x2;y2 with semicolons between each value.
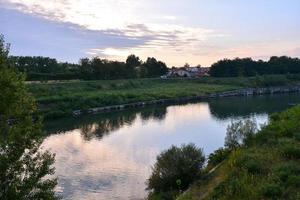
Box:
147;144;205;195
225;119;257;150
207;148;230;167
282;144;300;159
236;153;266;175
273;162;300;183
262;183;283;199
294;132;300;141
244;159;265;174
287;176;300;187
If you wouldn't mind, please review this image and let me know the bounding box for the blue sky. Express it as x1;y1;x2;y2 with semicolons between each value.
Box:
0;0;300;66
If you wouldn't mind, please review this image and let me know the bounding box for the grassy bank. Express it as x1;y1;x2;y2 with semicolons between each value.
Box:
27;74;300;119
178;106;300;200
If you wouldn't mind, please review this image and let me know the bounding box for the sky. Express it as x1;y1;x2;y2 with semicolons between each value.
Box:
0;0;300;67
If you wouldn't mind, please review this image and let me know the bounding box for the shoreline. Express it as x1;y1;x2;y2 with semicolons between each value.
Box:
72;85;300;117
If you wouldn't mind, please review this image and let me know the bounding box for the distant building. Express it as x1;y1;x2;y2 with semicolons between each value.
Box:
165;66;210;78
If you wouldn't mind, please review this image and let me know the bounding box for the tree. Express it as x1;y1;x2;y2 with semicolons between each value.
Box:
125;55;141;78
209;56;300;77
184;63;190;68
0;35;58;200
126;54;142;68
147;144;205;197
144;57;168;77
225;119;257;150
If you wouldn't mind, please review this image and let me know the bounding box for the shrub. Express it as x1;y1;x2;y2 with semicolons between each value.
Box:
244;159;265;174
262;183;283;199
236;153;266;175
294;132;300;141
282;144;300;159
147;144;205;195
225;119;257;150
287;176;300;187
273;162;300;183
207;147;230;167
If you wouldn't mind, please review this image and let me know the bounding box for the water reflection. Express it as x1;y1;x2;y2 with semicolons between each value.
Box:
43;93;300;200
209;93;300;120
45;106;168;141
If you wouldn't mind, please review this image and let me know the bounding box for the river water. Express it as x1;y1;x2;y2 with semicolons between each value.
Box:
42;93;300;200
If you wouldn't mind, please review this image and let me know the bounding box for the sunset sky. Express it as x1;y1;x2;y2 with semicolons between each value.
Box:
1;0;300;67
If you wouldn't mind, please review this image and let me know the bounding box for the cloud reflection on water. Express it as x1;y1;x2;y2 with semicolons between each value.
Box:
43;94;300;199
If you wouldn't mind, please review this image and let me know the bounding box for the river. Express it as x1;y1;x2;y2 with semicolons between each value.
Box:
42;93;300;200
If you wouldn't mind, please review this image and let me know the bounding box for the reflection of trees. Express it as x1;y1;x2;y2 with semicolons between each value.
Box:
140;107;167;121
80;107;167;140
208;94;300;120
80;114;136;140
45;106;168;141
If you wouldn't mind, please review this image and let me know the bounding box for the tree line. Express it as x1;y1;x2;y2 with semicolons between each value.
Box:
209;56;300;77
10;54;168;81
10;55;300;80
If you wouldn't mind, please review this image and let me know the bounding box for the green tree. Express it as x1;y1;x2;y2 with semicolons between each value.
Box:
0;35;58;200
147;144;205;198
209;56;300;77
144;57;168;77
126;54;142;67
125;54;141;78
225;119;257;150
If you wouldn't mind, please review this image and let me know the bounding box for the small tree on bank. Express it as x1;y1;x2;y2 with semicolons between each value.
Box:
147;144;205;198
225;119;258;150
0;35;58;200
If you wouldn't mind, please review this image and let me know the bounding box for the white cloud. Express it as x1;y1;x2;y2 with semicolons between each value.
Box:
4;0;142;30
2;0;227;66
1;0;300;66
162;15;177;20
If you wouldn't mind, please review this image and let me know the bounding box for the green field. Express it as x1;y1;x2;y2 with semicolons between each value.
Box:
27;75;300;119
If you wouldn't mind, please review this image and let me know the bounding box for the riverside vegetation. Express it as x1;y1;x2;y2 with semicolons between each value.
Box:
147;105;300;200
0;36;58;199
7;39;300;120
10;55;300;81
28;74;300;119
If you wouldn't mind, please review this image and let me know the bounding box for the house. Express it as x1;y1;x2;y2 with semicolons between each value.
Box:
165;66;210;78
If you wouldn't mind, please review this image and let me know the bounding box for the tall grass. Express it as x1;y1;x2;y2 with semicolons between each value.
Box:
27;75;300;119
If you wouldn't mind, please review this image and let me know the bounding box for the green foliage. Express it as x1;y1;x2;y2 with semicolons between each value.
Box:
235;153;267;175
262;183;283;199
281;143;300;159
207;148;230;167
10;56;79;80
205;106;300;200
10;54;168;81
294;132;300;141
27;78;238;119
147;144;205;199
126;54;142;68
25;73;300;120
225;119;257;150
209;56;300;77
273;162;300;183
143;57;168;78
10;52;300;81
0;35;58;199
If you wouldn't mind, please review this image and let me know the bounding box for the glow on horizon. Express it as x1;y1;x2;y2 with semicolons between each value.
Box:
1;0;300;66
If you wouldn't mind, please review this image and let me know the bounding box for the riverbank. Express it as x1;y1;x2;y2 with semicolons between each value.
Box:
177;105;300;200
27;74;300;119
72;85;300;117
